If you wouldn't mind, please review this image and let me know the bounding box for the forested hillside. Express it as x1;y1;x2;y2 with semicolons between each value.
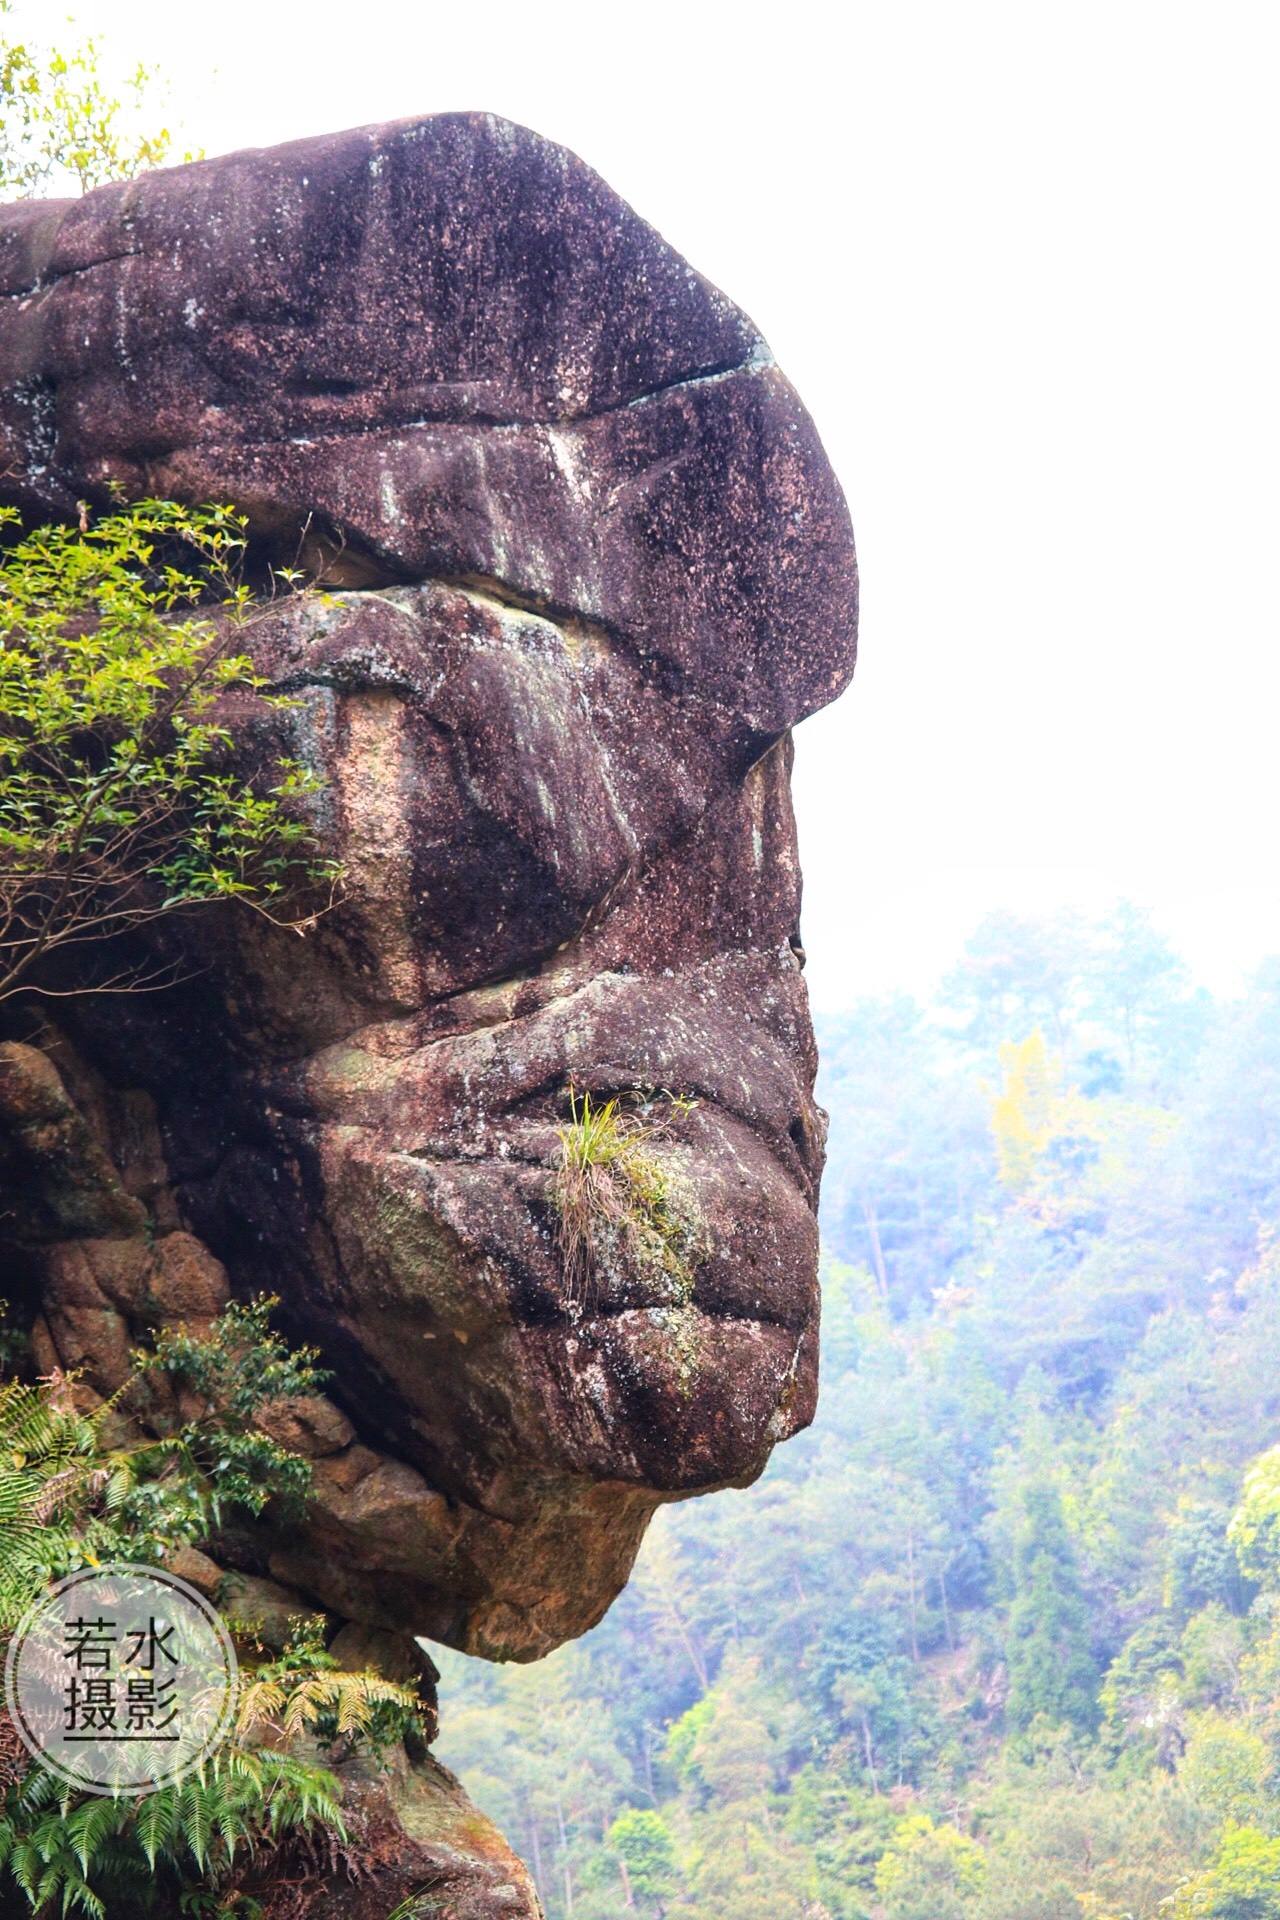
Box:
433;907;1280;1919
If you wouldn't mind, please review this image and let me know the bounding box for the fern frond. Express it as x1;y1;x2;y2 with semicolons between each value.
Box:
180;1771;211;1871
136;1787;177;1871
233;1677;287;1739
67;1797;126;1876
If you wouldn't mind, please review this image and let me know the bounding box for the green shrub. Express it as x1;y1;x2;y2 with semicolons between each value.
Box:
0;1305;429;1916
0;497;337;1007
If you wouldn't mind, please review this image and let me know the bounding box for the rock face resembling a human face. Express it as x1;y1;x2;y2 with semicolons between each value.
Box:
0;113;857;1658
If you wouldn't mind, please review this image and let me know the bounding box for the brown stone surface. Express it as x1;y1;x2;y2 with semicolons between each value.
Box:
232;1749;543;1920
0;114;856;1673
0;1041;144;1242
222;1571;330;1651
254;1391;357;1457
165;1543;226;1600
150;1230;232;1320
326;1621;441;1695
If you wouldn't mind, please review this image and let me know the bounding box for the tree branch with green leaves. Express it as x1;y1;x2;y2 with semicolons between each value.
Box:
0;498;339;1006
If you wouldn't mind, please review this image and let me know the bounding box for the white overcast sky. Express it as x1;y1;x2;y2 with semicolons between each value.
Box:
13;0;1279;1009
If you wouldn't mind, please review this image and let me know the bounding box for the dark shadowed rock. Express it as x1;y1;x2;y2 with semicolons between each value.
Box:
0;114;856;1684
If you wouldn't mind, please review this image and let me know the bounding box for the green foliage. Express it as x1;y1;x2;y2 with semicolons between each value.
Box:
665;1693;716;1785
0;1304;429;1916
0;498;337;1004
134;1297;327;1526
1177;1715;1276;1831
552;1087;703;1309
0;1371;116;1627
1229;1449;1280;1592
1167;1825;1280;1919
235;1615;426;1764
0;1628;427;1919
976;1758;1207;1920
941;903;1199;1081
1005;1483;1101;1736
606;1808;678;1911
0;1741;344;1918
1166;1500;1250;1620
809;1613;937;1790
782;1767;896;1919
0;2;192;197
874;1813;986;1920
0;1295;326;1629
1098;1616;1184;1767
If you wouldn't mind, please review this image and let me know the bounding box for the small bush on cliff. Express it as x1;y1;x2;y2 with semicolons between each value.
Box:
552;1087;703;1308
0;498;338;1006
236;1616;423;1767
0;1744;345;1919
0;1295;325;1630
0;1305;429;1917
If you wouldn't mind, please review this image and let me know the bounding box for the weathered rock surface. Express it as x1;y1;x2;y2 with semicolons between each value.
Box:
236;1748;544;1920
0;114;856;1680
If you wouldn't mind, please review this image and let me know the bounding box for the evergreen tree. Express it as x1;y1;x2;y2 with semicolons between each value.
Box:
605;1809;679;1914
1005;1484;1101;1734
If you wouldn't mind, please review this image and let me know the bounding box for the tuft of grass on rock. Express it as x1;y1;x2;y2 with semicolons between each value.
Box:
552;1088;703;1311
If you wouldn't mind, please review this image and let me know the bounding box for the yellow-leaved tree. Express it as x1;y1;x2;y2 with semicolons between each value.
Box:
991;1031;1059;1190
0;0;195;199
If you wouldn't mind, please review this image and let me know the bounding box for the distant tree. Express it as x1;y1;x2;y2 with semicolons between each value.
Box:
783;1766;897;1920
1181;1605;1250;1715
817;998;993;1309
1167;1824;1280;1920
944;903;1205;1090
605;1809;678;1914
1166;1501;1252;1620
873;1813;985;1920
1179;971;1280;1283
988;1032;1101;1228
664;1660;814;1920
1005;1484;1101;1735
680;1802;812;1920
977;1767;1207;1920
991;1032;1058;1190
1228;1448;1280;1594
0;1;189;196
1097;1618;1184;1766
809;1614;934;1791
665;1692;718;1795
943;910;1090;1059
1084;900;1197;1080
670;1665;775;1807
631;1516;713;1693
1177;1714;1275;1831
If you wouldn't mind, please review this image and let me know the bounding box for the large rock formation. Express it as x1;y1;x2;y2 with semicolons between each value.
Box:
0;111;855;1909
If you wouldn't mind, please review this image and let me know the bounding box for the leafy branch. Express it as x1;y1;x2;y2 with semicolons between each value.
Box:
0;3;196;198
0;498;340;1006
